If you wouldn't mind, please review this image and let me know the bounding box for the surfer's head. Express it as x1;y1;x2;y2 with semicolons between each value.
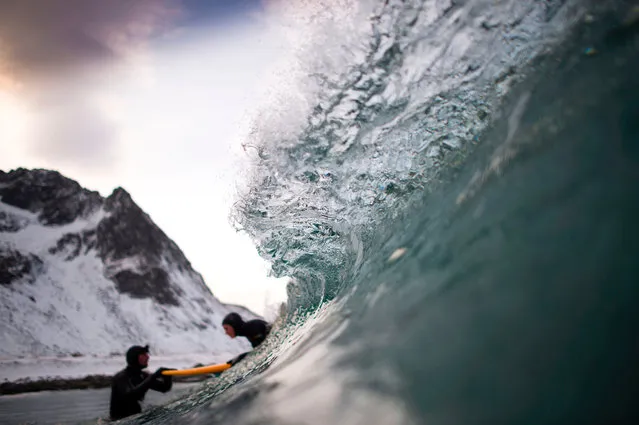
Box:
126;344;150;368
222;312;244;338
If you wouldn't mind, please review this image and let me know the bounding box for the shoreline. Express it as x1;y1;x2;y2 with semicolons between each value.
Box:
1;374;113;396
0;373;209;396
0;352;237;393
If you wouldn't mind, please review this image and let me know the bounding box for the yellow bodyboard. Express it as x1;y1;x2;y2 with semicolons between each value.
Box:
162;363;231;376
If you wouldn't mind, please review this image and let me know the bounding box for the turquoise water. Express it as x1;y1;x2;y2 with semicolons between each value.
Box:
121;1;639;424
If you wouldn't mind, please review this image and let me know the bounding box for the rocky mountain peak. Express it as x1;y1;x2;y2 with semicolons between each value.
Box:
105;187;134;211
0;168;102;226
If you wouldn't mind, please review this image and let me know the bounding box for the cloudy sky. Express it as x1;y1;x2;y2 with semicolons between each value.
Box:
0;0;316;317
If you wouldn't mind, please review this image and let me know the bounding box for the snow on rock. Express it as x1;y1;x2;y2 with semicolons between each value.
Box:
0;168;257;359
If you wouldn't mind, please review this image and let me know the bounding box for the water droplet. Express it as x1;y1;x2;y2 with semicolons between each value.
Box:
388;248;407;262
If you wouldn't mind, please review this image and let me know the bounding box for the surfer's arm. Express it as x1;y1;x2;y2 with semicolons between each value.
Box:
114;373;156;399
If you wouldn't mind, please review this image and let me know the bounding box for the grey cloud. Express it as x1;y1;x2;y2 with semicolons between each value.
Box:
0;0;182;170
0;0;182;80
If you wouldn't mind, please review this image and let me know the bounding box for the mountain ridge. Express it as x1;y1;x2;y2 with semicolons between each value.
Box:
0;167;258;357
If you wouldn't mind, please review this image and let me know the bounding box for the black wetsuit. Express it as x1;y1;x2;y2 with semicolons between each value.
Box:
223;313;272;366
109;366;172;420
238;319;272;348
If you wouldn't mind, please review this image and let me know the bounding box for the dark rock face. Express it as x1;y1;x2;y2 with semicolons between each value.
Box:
98;188;166;261
112;268;180;306
94;187;204;307
0;168;102;226
48;230;98;261
0;250;43;285
48;233;82;261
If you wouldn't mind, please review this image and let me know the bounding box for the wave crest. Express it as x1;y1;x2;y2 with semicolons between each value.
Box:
231;0;588;311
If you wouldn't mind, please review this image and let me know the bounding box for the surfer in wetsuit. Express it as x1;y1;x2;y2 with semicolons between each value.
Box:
222;312;272;365
109;345;174;421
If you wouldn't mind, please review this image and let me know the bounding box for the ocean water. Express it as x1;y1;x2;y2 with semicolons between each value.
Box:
120;0;639;424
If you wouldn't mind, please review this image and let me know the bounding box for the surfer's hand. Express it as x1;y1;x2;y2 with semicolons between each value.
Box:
154;367;172;376
227;352;249;366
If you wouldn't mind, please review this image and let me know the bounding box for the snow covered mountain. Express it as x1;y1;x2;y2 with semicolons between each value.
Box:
0;168;257;358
